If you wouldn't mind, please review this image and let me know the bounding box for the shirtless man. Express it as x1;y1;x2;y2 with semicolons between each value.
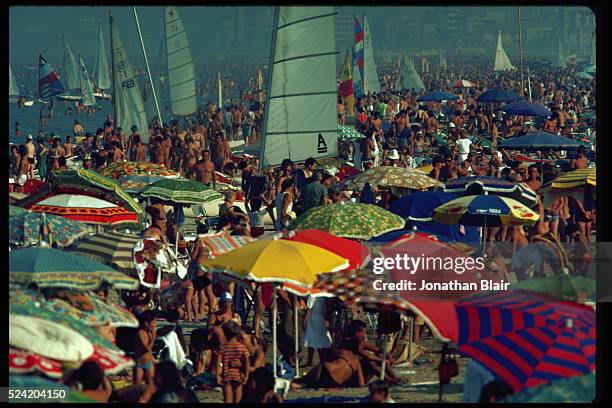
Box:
112;141;125;163
232;107;243;141
183;137;199;177
63;136;74;158
25;135;36;179
570;147;588;170
439;154;458;182
276;159;294;194
523;164;541;192
162;134;172;169
190;126;203;151
193;150;216;189
134;135;147;162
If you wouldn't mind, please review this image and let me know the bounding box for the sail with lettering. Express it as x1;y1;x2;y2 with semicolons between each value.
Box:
493;31;515;71
109;13;149;143
401;56;425;92
9;65;20;96
362;16;381;94
93;22;111;90
339;50;355;115
38;54;66;99
79;56;96;106
259;6;338;168
351;47;362;99
164;6;197;116
63;37;80;90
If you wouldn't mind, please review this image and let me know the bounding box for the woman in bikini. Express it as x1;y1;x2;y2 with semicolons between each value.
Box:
189;226;215;320
291;348;365;389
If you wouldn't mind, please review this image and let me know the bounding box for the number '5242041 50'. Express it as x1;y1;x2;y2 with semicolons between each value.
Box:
7;388;67;400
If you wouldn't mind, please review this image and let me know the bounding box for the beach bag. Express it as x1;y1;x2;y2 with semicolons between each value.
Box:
438;347;459;384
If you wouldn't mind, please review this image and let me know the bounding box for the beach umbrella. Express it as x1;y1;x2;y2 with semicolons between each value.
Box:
27;194;140;226
545;167;596;189
283;229;370;270
289;203;405;240
389;191;459;220
99;161;179;179
419;290;595;392
9;205;92;248
509;276;596;302
443;176;538;207
500;373;595;403
69;231;140;272
140;178;223;205
198;231;258;258
116;174;165;193
476;88;525;103
501;101;552;117
9;375;96;403
49;169;142;214
9;247;139;291
342;166;443;190
338;125;365;141
368;227;479;254
453;79;475;88
500;132;583;150
433;195;539;227
417;91;458;102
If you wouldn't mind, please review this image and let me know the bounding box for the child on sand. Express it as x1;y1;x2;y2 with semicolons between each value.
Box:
217;320;250;403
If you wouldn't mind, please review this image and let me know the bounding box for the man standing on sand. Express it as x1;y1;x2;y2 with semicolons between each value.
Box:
232;106;243;141
25;134;36;179
192;149;216;189
128;126;140;162
134;135;147;163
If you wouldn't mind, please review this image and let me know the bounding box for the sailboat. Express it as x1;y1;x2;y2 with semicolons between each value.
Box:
362;16;381;94
78;56;97;107
163;6;197;119
493;31;515;71
556;35;566;69
92;22;112;100
352;46;363;99
39;54;66;100
57;37;82;101
9;64;21;103
109;12;150;143
339;50;355;115
258;6;338;169
401;56;425;92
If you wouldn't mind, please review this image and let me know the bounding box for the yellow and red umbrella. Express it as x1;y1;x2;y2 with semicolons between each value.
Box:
433;195;539;227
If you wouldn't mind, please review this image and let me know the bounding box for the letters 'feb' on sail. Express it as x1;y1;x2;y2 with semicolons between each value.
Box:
260;6;338;168
110;14;150;144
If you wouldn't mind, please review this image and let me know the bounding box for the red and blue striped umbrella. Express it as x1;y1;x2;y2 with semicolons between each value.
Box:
454;290;595;392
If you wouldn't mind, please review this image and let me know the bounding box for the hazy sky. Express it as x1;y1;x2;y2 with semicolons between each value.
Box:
9;6;595;69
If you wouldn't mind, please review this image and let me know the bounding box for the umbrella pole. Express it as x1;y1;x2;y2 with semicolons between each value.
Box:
380;333;388;380
294;298;300;378
272;283;278;382
408;316;414;365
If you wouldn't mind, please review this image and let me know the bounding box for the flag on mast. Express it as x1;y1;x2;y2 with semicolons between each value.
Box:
339;50;355;115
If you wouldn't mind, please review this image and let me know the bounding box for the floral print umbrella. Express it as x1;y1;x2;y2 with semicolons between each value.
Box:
9;205;91;248
289;203;405;240
116;175;166;193
99;161;179;179
140;178;223;205
342;166;444;190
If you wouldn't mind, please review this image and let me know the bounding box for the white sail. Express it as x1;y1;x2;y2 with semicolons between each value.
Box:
556;36;566;69
79;56;96;106
164;6;197;116
401;57;425;91
590;32;595;67
94;23;112;90
259;6;338;168
110;14;150;144
493;31;515;72
362;16;381;94
9;65;20;96
63;37;80;90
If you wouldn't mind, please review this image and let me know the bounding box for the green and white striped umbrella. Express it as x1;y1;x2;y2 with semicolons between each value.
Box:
338;125;365;141
69;231;140;272
140;178;223;205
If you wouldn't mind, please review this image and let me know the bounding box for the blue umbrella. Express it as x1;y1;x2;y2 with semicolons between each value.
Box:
389;191;458;220
502;101;552;117
417;91;458;102
476;88;525;103
500;132;583;150
444;176;538;207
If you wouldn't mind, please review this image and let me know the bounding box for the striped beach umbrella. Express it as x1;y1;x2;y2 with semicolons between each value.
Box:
140;178;223;205
433;195;539;227
453;291;595;392
546;167;596;189
444;176;538;207
70;231;141;272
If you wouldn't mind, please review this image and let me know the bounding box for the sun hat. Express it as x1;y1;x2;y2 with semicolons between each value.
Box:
388;149;400;160
449;122;456;128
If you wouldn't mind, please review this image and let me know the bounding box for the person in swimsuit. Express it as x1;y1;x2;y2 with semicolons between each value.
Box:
291;348;365;389
133;311;158;386
189;224;215;319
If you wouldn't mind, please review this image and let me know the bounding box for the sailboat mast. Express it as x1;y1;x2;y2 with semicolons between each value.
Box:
258;5;280;174
518;7;524;96
109;12;118;127
362;12;365;93
133;6;163;127
527;66;532;102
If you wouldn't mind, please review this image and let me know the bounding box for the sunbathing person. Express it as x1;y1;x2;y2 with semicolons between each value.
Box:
291;348;365;389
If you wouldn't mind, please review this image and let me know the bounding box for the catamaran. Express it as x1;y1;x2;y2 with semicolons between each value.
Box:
258;6;338;170
493;31;515;72
92;22;112;100
57;36;82;101
109;12;150;143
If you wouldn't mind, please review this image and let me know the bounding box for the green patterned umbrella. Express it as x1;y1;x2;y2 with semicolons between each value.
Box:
9;247;139;291
140;178;223;205
501;373;595;403
289;203;405;240
509;276;596;302
338;125;365;141
342;166;444;190
49;169;142;214
9;206;92;248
